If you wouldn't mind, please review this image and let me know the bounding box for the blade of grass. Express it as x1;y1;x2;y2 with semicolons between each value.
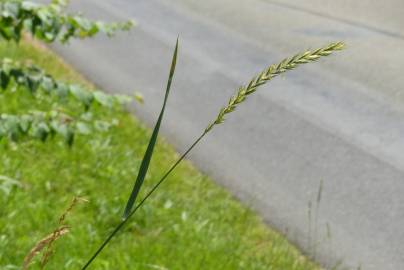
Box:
80;41;344;270
122;38;179;219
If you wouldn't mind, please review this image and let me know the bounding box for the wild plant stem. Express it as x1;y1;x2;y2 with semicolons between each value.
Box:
81;131;208;270
80;41;344;269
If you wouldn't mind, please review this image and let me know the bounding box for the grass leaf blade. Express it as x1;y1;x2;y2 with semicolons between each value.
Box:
122;38;179;219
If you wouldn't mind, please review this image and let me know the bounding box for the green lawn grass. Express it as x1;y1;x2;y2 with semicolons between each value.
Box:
0;40;319;270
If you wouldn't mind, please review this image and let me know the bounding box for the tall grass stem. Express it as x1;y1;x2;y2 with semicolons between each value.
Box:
80;41;344;269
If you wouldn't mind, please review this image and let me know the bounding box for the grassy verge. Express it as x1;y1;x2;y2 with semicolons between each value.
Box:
0;40;319;270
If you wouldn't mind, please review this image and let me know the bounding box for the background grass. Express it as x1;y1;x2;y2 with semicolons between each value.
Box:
0;40;320;270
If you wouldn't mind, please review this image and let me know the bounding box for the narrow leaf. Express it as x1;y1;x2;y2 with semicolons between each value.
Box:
122;38;179;219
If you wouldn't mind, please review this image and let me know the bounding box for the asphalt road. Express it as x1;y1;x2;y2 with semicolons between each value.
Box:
50;1;404;269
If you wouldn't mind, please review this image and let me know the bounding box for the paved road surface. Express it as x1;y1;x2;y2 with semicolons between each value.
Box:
50;1;404;269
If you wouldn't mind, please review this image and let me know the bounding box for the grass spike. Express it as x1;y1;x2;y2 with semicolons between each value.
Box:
205;42;344;132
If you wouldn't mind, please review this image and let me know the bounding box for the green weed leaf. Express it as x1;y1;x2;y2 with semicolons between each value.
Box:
0;0;133;43
69;85;93;110
0;58;133;109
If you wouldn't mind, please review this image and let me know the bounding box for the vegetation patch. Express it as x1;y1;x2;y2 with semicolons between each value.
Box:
0;40;321;270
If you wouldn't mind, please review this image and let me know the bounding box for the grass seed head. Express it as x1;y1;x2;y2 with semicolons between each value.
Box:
23;197;88;269
23;226;70;270
205;42;345;133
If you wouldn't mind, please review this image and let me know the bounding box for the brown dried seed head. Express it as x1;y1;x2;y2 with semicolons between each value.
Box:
23;226;70;270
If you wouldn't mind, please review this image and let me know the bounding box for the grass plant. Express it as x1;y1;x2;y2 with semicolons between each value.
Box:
82;40;344;269
0;39;325;270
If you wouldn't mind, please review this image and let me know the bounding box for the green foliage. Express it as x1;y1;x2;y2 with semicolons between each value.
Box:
0;39;320;270
0;58;131;110
0;57;132;145
0;0;133;43
0;0;135;146
0;110;119;145
0;174;21;196
0;0;132;146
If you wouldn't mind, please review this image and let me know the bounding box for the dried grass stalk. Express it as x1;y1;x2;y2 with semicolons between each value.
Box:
23;197;88;269
58;197;88;225
23;226;70;270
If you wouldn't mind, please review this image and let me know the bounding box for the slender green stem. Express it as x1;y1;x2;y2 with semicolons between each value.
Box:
81;131;207;270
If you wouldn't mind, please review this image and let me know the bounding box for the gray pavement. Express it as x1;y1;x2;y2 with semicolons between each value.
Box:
50;1;404;269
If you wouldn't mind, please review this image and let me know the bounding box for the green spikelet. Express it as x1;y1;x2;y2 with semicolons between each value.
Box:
205;42;345;132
